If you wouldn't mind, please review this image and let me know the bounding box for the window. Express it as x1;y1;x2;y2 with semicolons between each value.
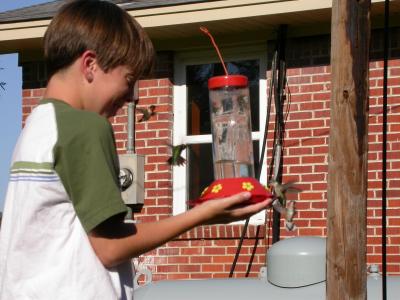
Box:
173;45;267;223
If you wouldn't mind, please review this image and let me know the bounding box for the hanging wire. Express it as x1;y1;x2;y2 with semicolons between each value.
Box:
228;51;279;278
231;51;278;277
382;0;389;298
245;224;262;277
200;27;229;76
229;42;291;276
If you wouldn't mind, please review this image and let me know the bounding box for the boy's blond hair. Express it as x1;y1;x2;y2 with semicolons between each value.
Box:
44;0;155;80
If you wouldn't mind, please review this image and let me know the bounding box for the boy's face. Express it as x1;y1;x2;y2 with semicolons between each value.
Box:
89;64;136;118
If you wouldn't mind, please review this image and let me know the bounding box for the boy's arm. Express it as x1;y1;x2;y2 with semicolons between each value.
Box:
88;192;270;268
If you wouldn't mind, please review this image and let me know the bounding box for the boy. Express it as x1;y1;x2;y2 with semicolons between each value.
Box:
0;1;271;299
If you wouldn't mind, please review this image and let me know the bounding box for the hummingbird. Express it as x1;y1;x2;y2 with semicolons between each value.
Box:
269;180;301;206
167;144;187;166
137;105;156;122
269;180;302;231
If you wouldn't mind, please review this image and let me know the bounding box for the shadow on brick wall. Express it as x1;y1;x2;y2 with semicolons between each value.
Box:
21;51;175;90
267;27;400;69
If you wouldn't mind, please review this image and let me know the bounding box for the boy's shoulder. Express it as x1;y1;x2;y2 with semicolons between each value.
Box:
41;98;110;125
39;98;114;141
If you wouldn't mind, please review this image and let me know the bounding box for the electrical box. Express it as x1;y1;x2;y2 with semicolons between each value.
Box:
118;153;145;213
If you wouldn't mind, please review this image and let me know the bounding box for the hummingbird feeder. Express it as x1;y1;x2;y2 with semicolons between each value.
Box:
192;27;272;206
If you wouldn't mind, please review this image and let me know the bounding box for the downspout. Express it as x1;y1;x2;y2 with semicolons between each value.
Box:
127;81;139;154
127;102;135;154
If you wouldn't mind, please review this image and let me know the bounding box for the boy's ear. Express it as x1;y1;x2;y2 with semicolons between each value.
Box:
81;50;97;83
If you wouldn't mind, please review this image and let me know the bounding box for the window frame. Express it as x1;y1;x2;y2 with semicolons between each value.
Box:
172;44;268;224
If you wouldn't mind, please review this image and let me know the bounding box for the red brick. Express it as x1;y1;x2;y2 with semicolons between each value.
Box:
313;145;329;154
301;173;325;182
181;247;202;255
300;192;324;201
288;147;312;155
179;264;201;272
302;155;326;164
158;78;172;87
301;137;326;147
22;89;32;97
145;206;171;215
286;128;312;139
298;210;324;219
291;93;312;102
32;88;45;97
204;247;226;255
301;66;327;75
139;80;158;88
148;87;172;96
298;228;324;235
284;121;300;130
289;165;313;173
313;92;331;101
289;111;313;120
311;202;327;209
310;219;327;227
201;259;223;273
300;102;325;111
288;76;311;84
286;68;301;76
301;119;325;129
190;239;212;247
312;74;331;83
147;121;171;130
157;265;178;273
314;109;330;118
190;256;212;264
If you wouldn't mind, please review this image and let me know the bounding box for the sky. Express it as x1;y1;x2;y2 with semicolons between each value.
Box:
0;1;53;211
0;0;52;13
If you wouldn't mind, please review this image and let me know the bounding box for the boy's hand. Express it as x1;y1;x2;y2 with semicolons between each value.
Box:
194;192;272;225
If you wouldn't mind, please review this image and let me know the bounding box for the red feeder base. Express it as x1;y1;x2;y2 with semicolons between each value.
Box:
191;177;273;206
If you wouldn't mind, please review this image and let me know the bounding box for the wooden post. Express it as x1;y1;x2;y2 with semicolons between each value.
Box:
327;0;371;299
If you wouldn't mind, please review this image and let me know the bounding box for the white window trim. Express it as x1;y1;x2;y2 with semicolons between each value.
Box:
172;44;268;224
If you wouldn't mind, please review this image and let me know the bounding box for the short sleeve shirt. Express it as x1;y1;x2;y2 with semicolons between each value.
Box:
0;99;133;299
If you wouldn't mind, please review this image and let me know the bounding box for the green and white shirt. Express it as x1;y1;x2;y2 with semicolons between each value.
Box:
0;99;132;299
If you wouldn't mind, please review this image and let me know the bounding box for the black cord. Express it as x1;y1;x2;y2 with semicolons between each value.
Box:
229;24;288;277
382;0;389;298
228;51;278;278
271;26;288;243
229;218;249;277
229;43;289;276
245;225;261;277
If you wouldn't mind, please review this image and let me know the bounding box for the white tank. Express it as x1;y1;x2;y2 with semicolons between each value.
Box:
267;236;326;287
134;237;400;300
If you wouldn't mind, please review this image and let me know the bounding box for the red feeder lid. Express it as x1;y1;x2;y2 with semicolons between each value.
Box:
190;177;273;206
208;75;248;89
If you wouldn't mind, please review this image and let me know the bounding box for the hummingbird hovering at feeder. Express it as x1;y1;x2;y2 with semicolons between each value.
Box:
167;144;187;166
269;180;302;206
269;180;302;231
137;105;156;122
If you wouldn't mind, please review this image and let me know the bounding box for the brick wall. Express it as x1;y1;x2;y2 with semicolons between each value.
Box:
272;60;400;274
21;28;400;280
266;28;400;275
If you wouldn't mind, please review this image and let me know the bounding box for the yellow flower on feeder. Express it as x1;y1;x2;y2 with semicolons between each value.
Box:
242;182;254;191
211;184;223;193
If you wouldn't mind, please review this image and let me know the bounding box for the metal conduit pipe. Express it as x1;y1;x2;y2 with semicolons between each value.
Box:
127;81;139;154
127;102;135;154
